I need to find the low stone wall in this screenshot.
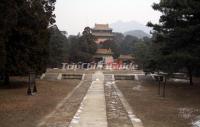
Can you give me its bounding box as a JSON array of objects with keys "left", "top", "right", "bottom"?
[
  {"left": 114, "top": 74, "right": 135, "bottom": 80},
  {"left": 42, "top": 73, "right": 59, "bottom": 80},
  {"left": 62, "top": 74, "right": 83, "bottom": 80}
]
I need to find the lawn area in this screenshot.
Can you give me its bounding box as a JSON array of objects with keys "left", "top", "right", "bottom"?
[
  {"left": 0, "top": 78, "right": 80, "bottom": 127},
  {"left": 117, "top": 78, "right": 200, "bottom": 127}
]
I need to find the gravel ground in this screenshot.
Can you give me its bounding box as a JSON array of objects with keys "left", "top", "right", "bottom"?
[{"left": 104, "top": 75, "right": 133, "bottom": 127}]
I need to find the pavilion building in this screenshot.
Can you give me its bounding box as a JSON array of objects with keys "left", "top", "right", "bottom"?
[
  {"left": 93, "top": 48, "right": 114, "bottom": 64},
  {"left": 91, "top": 24, "right": 114, "bottom": 44},
  {"left": 91, "top": 24, "right": 115, "bottom": 64}
]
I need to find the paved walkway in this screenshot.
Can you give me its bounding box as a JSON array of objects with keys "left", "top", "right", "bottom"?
[
  {"left": 38, "top": 71, "right": 143, "bottom": 127},
  {"left": 69, "top": 71, "right": 107, "bottom": 127},
  {"left": 104, "top": 74, "right": 143, "bottom": 127},
  {"left": 37, "top": 74, "right": 92, "bottom": 127}
]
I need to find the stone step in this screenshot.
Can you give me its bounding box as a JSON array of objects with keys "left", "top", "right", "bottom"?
[
  {"left": 43, "top": 73, "right": 59, "bottom": 80},
  {"left": 62, "top": 74, "right": 82, "bottom": 80},
  {"left": 114, "top": 74, "right": 135, "bottom": 80}
]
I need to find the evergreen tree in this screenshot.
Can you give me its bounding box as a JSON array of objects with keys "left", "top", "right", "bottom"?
[
  {"left": 0, "top": 0, "right": 18, "bottom": 78},
  {"left": 0, "top": 0, "right": 56, "bottom": 85},
  {"left": 120, "top": 35, "right": 140, "bottom": 55},
  {"left": 48, "top": 25, "right": 69, "bottom": 67},
  {"left": 148, "top": 0, "right": 200, "bottom": 85},
  {"left": 69, "top": 27, "right": 97, "bottom": 63}
]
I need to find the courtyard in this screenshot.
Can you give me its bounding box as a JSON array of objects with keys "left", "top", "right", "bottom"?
[
  {"left": 0, "top": 70, "right": 199, "bottom": 127},
  {"left": 1, "top": 0, "right": 200, "bottom": 127}
]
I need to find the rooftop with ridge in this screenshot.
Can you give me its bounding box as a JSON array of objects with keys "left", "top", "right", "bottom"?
[{"left": 93, "top": 24, "right": 112, "bottom": 31}]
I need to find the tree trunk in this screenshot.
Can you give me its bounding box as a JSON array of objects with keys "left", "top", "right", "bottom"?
[
  {"left": 4, "top": 71, "right": 10, "bottom": 85},
  {"left": 188, "top": 67, "right": 193, "bottom": 86},
  {"left": 189, "top": 72, "right": 193, "bottom": 86}
]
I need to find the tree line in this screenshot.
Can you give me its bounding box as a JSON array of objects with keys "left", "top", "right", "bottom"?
[
  {"left": 49, "top": 25, "right": 152, "bottom": 66},
  {"left": 0, "top": 0, "right": 56, "bottom": 85},
  {"left": 0, "top": 0, "right": 98, "bottom": 85},
  {"left": 135, "top": 0, "right": 200, "bottom": 85},
  {"left": 48, "top": 26, "right": 98, "bottom": 65},
  {"left": 97, "top": 33, "right": 152, "bottom": 59},
  {"left": 2, "top": 0, "right": 199, "bottom": 86}
]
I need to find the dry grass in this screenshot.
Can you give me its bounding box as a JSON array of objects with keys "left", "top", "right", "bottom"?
[
  {"left": 0, "top": 78, "right": 79, "bottom": 127},
  {"left": 117, "top": 79, "right": 200, "bottom": 127}
]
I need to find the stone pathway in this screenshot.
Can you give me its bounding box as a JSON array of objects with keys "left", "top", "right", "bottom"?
[
  {"left": 69, "top": 71, "right": 107, "bottom": 127},
  {"left": 38, "top": 71, "right": 143, "bottom": 127},
  {"left": 104, "top": 74, "right": 143, "bottom": 127},
  {"left": 37, "top": 74, "right": 92, "bottom": 127},
  {"left": 104, "top": 76, "right": 133, "bottom": 127},
  {"left": 113, "top": 82, "right": 144, "bottom": 127}
]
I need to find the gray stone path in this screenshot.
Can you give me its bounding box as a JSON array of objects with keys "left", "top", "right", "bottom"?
[
  {"left": 37, "top": 74, "right": 92, "bottom": 127},
  {"left": 113, "top": 82, "right": 144, "bottom": 127},
  {"left": 69, "top": 71, "right": 107, "bottom": 127},
  {"left": 104, "top": 79, "right": 133, "bottom": 127},
  {"left": 38, "top": 71, "right": 143, "bottom": 127},
  {"left": 104, "top": 74, "right": 143, "bottom": 127}
]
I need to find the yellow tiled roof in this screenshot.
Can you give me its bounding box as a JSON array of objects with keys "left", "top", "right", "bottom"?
[
  {"left": 93, "top": 24, "right": 112, "bottom": 30},
  {"left": 92, "top": 32, "right": 114, "bottom": 37},
  {"left": 96, "top": 48, "right": 113, "bottom": 55}
]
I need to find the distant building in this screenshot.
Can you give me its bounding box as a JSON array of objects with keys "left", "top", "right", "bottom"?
[
  {"left": 93, "top": 48, "right": 114, "bottom": 64},
  {"left": 91, "top": 24, "right": 114, "bottom": 44}
]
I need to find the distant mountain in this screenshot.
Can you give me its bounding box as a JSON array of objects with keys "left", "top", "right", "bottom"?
[
  {"left": 110, "top": 20, "right": 151, "bottom": 34},
  {"left": 124, "top": 30, "right": 150, "bottom": 39}
]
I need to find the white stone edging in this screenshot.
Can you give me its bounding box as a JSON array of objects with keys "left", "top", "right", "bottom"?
[
  {"left": 112, "top": 74, "right": 144, "bottom": 127},
  {"left": 40, "top": 73, "right": 45, "bottom": 80}
]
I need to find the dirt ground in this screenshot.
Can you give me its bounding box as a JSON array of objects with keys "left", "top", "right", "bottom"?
[
  {"left": 116, "top": 78, "right": 200, "bottom": 127},
  {"left": 0, "top": 78, "right": 80, "bottom": 127},
  {"left": 1, "top": 72, "right": 199, "bottom": 127}
]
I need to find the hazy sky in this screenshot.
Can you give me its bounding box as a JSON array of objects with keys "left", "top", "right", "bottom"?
[{"left": 55, "top": 0, "right": 161, "bottom": 35}]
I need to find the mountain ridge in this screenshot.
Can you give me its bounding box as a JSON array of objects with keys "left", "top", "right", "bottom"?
[
  {"left": 124, "top": 30, "right": 150, "bottom": 39},
  {"left": 110, "top": 20, "right": 151, "bottom": 34}
]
